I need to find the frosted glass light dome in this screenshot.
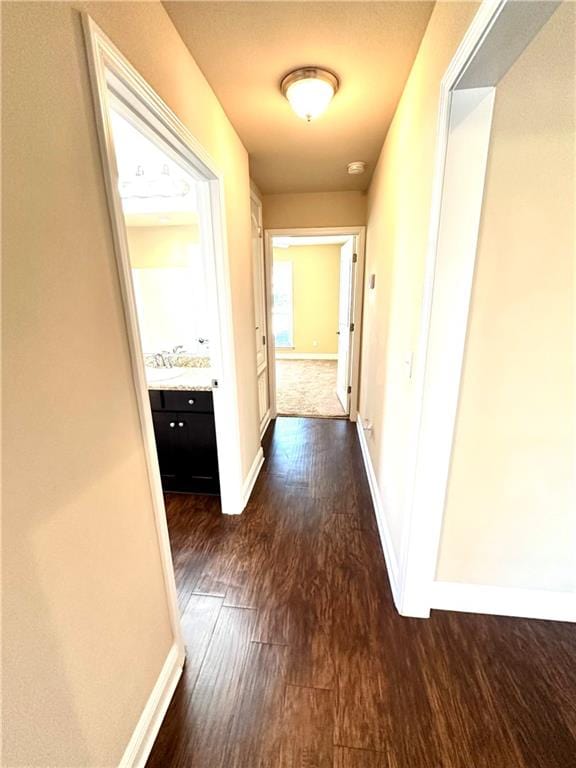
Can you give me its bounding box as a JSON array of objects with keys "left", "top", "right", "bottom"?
[{"left": 281, "top": 68, "right": 339, "bottom": 122}]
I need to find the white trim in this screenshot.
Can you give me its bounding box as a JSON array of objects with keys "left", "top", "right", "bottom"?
[
  {"left": 355, "top": 420, "right": 403, "bottom": 613},
  {"left": 250, "top": 186, "right": 272, "bottom": 436},
  {"left": 264, "top": 226, "right": 366, "bottom": 423},
  {"left": 82, "top": 14, "right": 185, "bottom": 659},
  {"left": 264, "top": 229, "right": 277, "bottom": 419},
  {"left": 431, "top": 583, "right": 576, "bottom": 623},
  {"left": 242, "top": 447, "right": 265, "bottom": 507},
  {"left": 259, "top": 410, "right": 272, "bottom": 439},
  {"left": 400, "top": 86, "right": 496, "bottom": 617},
  {"left": 347, "top": 229, "right": 365, "bottom": 423},
  {"left": 82, "top": 15, "right": 245, "bottom": 522},
  {"left": 276, "top": 352, "right": 338, "bottom": 361},
  {"left": 396, "top": 0, "right": 562, "bottom": 621},
  {"left": 118, "top": 643, "right": 184, "bottom": 768}
]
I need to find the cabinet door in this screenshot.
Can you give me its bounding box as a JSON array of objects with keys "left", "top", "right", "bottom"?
[
  {"left": 177, "top": 412, "right": 219, "bottom": 490},
  {"left": 151, "top": 411, "right": 181, "bottom": 481}
]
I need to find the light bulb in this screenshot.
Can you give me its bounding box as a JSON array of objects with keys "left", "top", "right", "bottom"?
[
  {"left": 281, "top": 68, "right": 339, "bottom": 122},
  {"left": 286, "top": 78, "right": 335, "bottom": 121}
]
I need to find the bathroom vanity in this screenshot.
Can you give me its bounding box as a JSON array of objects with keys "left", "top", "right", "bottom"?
[{"left": 148, "top": 376, "right": 219, "bottom": 495}]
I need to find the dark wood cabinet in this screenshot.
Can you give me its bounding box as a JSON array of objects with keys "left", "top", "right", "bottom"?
[{"left": 149, "top": 390, "right": 219, "bottom": 495}]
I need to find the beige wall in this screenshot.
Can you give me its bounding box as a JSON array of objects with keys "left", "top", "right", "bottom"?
[
  {"left": 2, "top": 2, "right": 259, "bottom": 766},
  {"left": 437, "top": 3, "right": 576, "bottom": 590},
  {"left": 127, "top": 225, "right": 199, "bottom": 269},
  {"left": 358, "top": 2, "right": 479, "bottom": 557},
  {"left": 273, "top": 245, "right": 340, "bottom": 355},
  {"left": 262, "top": 190, "right": 366, "bottom": 229},
  {"left": 127, "top": 226, "right": 210, "bottom": 353}
]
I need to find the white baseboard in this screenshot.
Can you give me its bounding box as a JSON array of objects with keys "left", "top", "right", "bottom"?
[
  {"left": 355, "top": 419, "right": 401, "bottom": 611},
  {"left": 242, "top": 447, "right": 265, "bottom": 508},
  {"left": 431, "top": 581, "right": 576, "bottom": 623},
  {"left": 275, "top": 352, "right": 338, "bottom": 360},
  {"left": 119, "top": 642, "right": 184, "bottom": 768}
]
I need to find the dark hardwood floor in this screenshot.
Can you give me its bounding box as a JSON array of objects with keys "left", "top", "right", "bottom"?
[{"left": 147, "top": 417, "right": 576, "bottom": 768}]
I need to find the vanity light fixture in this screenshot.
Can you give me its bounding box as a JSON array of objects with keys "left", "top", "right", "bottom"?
[
  {"left": 118, "top": 163, "right": 191, "bottom": 199},
  {"left": 281, "top": 67, "right": 339, "bottom": 122}
]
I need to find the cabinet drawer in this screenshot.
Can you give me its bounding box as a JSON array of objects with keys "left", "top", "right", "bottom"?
[{"left": 162, "top": 390, "right": 214, "bottom": 413}]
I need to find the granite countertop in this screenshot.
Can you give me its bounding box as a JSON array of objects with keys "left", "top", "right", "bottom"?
[{"left": 146, "top": 367, "right": 214, "bottom": 391}]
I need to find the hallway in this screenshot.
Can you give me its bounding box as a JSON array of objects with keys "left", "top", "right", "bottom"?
[{"left": 147, "top": 418, "right": 576, "bottom": 768}]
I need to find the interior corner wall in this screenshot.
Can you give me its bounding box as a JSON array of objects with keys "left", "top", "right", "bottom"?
[
  {"left": 262, "top": 190, "right": 366, "bottom": 229},
  {"left": 2, "top": 2, "right": 259, "bottom": 765},
  {"left": 273, "top": 244, "right": 341, "bottom": 355},
  {"left": 436, "top": 2, "right": 576, "bottom": 591},
  {"left": 358, "top": 2, "right": 479, "bottom": 563}
]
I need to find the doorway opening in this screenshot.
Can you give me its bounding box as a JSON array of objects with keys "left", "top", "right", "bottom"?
[
  {"left": 84, "top": 17, "right": 246, "bottom": 665},
  {"left": 264, "top": 228, "right": 365, "bottom": 420}
]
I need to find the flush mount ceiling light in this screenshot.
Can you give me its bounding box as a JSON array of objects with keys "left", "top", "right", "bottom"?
[{"left": 281, "top": 67, "right": 339, "bottom": 122}]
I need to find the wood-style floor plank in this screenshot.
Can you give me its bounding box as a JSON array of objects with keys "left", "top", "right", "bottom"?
[
  {"left": 145, "top": 594, "right": 223, "bottom": 765},
  {"left": 334, "top": 746, "right": 393, "bottom": 768},
  {"left": 278, "top": 685, "right": 334, "bottom": 767},
  {"left": 148, "top": 605, "right": 259, "bottom": 768},
  {"left": 147, "top": 417, "right": 576, "bottom": 768},
  {"left": 220, "top": 641, "right": 288, "bottom": 767}
]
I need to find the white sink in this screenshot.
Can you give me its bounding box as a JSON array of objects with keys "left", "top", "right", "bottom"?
[{"left": 146, "top": 367, "right": 184, "bottom": 383}]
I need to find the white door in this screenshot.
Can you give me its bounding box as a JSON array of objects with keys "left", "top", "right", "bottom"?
[
  {"left": 336, "top": 237, "right": 355, "bottom": 411},
  {"left": 250, "top": 194, "right": 270, "bottom": 431}
]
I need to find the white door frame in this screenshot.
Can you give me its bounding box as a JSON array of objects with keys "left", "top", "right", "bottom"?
[
  {"left": 264, "top": 226, "right": 366, "bottom": 422},
  {"left": 397, "top": 0, "right": 569, "bottom": 620},
  {"left": 83, "top": 15, "right": 246, "bottom": 649},
  {"left": 250, "top": 187, "right": 272, "bottom": 437},
  {"left": 336, "top": 237, "right": 356, "bottom": 413}
]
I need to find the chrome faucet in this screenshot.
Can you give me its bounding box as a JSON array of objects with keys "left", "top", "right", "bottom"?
[{"left": 153, "top": 351, "right": 173, "bottom": 368}]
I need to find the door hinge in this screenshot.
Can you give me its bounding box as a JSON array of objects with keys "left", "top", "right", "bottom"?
[
  {"left": 350, "top": 322, "right": 355, "bottom": 332},
  {"left": 352, "top": 253, "right": 358, "bottom": 263},
  {"left": 347, "top": 385, "right": 352, "bottom": 394}
]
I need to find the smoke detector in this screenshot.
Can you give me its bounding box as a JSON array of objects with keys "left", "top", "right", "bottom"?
[
  {"left": 348, "top": 160, "right": 366, "bottom": 176},
  {"left": 347, "top": 161, "right": 366, "bottom": 175}
]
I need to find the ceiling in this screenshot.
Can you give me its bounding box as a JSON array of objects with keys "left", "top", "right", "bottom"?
[{"left": 163, "top": 2, "right": 434, "bottom": 194}]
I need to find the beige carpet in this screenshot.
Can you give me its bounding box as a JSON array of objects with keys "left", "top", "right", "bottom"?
[{"left": 275, "top": 359, "right": 346, "bottom": 417}]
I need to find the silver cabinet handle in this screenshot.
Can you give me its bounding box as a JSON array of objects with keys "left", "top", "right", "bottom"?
[
  {"left": 188, "top": 398, "right": 195, "bottom": 405},
  {"left": 178, "top": 422, "right": 184, "bottom": 427},
  {"left": 169, "top": 422, "right": 176, "bottom": 428}
]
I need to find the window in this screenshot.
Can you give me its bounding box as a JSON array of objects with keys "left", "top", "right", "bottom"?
[{"left": 272, "top": 261, "right": 294, "bottom": 348}]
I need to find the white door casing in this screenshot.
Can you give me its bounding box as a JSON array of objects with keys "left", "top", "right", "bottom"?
[
  {"left": 336, "top": 237, "right": 355, "bottom": 412},
  {"left": 393, "top": 0, "right": 570, "bottom": 622},
  {"left": 82, "top": 7, "right": 249, "bottom": 713},
  {"left": 250, "top": 191, "right": 271, "bottom": 435},
  {"left": 263, "top": 227, "right": 365, "bottom": 422}
]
